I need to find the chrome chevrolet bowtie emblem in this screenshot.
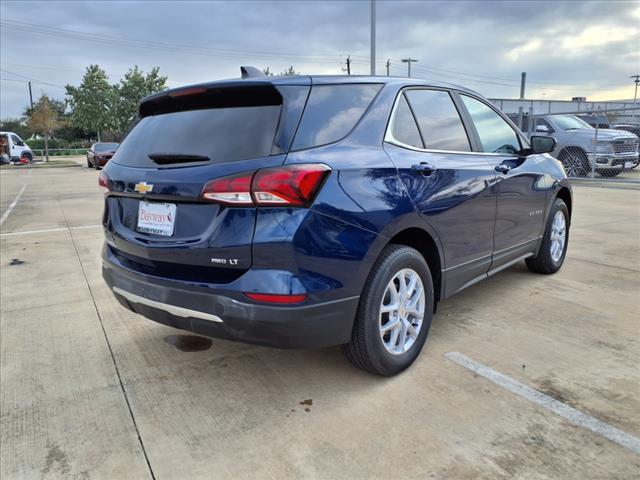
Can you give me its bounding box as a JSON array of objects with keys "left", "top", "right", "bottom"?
[{"left": 134, "top": 182, "right": 153, "bottom": 194}]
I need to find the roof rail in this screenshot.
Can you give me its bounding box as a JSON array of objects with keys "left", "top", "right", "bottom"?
[{"left": 240, "top": 66, "right": 266, "bottom": 79}]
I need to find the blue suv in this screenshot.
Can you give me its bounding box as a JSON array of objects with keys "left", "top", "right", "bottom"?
[{"left": 100, "top": 73, "right": 571, "bottom": 376}]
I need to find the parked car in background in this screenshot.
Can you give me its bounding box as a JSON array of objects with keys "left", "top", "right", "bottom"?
[
  {"left": 611, "top": 123, "right": 640, "bottom": 137},
  {"left": 100, "top": 73, "right": 571, "bottom": 376},
  {"left": 531, "top": 115, "right": 639, "bottom": 176},
  {"left": 87, "top": 142, "right": 119, "bottom": 169},
  {"left": 0, "top": 131, "right": 33, "bottom": 163}
]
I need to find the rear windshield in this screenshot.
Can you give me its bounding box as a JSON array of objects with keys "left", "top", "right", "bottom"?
[
  {"left": 95, "top": 143, "right": 119, "bottom": 152},
  {"left": 291, "top": 84, "right": 382, "bottom": 150},
  {"left": 113, "top": 105, "right": 281, "bottom": 168}
]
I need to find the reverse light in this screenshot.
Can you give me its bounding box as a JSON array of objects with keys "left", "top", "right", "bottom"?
[
  {"left": 244, "top": 292, "right": 308, "bottom": 304},
  {"left": 98, "top": 171, "right": 110, "bottom": 192},
  {"left": 201, "top": 164, "right": 330, "bottom": 207},
  {"left": 201, "top": 172, "right": 254, "bottom": 205}
]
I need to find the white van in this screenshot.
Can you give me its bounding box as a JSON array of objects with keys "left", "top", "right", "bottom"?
[{"left": 0, "top": 131, "right": 33, "bottom": 164}]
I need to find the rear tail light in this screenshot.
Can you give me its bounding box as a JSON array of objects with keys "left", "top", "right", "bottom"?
[
  {"left": 244, "top": 292, "right": 308, "bottom": 304},
  {"left": 98, "top": 171, "right": 110, "bottom": 192},
  {"left": 201, "top": 164, "right": 330, "bottom": 207},
  {"left": 201, "top": 172, "right": 253, "bottom": 205}
]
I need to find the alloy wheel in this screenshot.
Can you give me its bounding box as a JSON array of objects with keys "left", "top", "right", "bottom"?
[
  {"left": 379, "top": 268, "right": 425, "bottom": 355},
  {"left": 550, "top": 210, "right": 566, "bottom": 263}
]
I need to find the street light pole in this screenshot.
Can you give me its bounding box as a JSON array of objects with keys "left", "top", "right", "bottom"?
[
  {"left": 370, "top": 0, "right": 376, "bottom": 76},
  {"left": 401, "top": 58, "right": 418, "bottom": 78},
  {"left": 631, "top": 74, "right": 639, "bottom": 119}
]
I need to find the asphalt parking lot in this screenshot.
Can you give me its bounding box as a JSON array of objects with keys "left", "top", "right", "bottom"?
[{"left": 1, "top": 164, "right": 639, "bottom": 479}]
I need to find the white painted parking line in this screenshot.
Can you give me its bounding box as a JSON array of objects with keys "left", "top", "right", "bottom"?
[
  {"left": 0, "top": 184, "right": 27, "bottom": 227},
  {"left": 444, "top": 351, "right": 640, "bottom": 455},
  {"left": 0, "top": 224, "right": 102, "bottom": 237}
]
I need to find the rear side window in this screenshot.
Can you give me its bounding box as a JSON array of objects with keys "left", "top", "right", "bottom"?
[
  {"left": 291, "top": 84, "right": 382, "bottom": 150},
  {"left": 390, "top": 95, "right": 423, "bottom": 148},
  {"left": 113, "top": 105, "right": 281, "bottom": 168},
  {"left": 405, "top": 90, "right": 471, "bottom": 152},
  {"left": 461, "top": 95, "right": 521, "bottom": 154}
]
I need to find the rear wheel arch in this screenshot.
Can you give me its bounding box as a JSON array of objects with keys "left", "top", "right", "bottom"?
[{"left": 386, "top": 228, "right": 442, "bottom": 303}]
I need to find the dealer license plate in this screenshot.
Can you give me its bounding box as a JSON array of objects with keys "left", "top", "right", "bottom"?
[{"left": 137, "top": 202, "right": 176, "bottom": 236}]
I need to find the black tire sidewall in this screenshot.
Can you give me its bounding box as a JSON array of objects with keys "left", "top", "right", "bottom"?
[{"left": 360, "top": 247, "right": 434, "bottom": 375}]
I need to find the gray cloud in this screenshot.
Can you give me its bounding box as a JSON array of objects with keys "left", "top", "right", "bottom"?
[{"left": 1, "top": 0, "right": 638, "bottom": 118}]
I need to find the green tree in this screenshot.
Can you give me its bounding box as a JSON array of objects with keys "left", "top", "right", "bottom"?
[
  {"left": 65, "top": 65, "right": 116, "bottom": 140},
  {"left": 0, "top": 118, "right": 29, "bottom": 139},
  {"left": 23, "top": 97, "right": 66, "bottom": 120},
  {"left": 279, "top": 66, "right": 299, "bottom": 76},
  {"left": 113, "top": 66, "right": 167, "bottom": 132},
  {"left": 26, "top": 96, "right": 62, "bottom": 161},
  {"left": 262, "top": 66, "right": 300, "bottom": 76}
]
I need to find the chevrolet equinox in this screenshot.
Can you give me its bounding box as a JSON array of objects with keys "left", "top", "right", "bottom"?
[{"left": 100, "top": 72, "right": 571, "bottom": 376}]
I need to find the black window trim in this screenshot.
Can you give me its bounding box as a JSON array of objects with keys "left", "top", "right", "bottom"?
[
  {"left": 384, "top": 86, "right": 478, "bottom": 156},
  {"left": 453, "top": 91, "right": 530, "bottom": 156}
]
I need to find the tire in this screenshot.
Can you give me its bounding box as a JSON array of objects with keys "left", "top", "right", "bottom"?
[
  {"left": 526, "top": 198, "right": 569, "bottom": 274},
  {"left": 22, "top": 152, "right": 32, "bottom": 163},
  {"left": 558, "top": 148, "right": 590, "bottom": 177},
  {"left": 87, "top": 156, "right": 92, "bottom": 168},
  {"left": 343, "top": 244, "right": 434, "bottom": 376}
]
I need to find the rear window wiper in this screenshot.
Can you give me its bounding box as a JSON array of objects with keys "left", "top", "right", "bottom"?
[{"left": 148, "top": 153, "right": 210, "bottom": 165}]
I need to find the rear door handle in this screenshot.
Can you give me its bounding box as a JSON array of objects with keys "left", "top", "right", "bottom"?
[
  {"left": 411, "top": 162, "right": 436, "bottom": 176},
  {"left": 495, "top": 164, "right": 511, "bottom": 174}
]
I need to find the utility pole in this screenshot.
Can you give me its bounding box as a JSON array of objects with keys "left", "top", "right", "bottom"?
[
  {"left": 631, "top": 74, "right": 639, "bottom": 119},
  {"left": 343, "top": 56, "right": 351, "bottom": 75},
  {"left": 386, "top": 59, "right": 391, "bottom": 77},
  {"left": 517, "top": 71, "right": 526, "bottom": 130},
  {"left": 370, "top": 0, "right": 376, "bottom": 75},
  {"left": 28, "top": 81, "right": 33, "bottom": 109},
  {"left": 401, "top": 58, "right": 418, "bottom": 78}
]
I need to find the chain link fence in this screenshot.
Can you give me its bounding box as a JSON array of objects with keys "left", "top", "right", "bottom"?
[{"left": 509, "top": 107, "right": 640, "bottom": 181}]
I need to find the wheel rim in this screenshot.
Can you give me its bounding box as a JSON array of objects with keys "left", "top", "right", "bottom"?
[
  {"left": 550, "top": 211, "right": 566, "bottom": 263},
  {"left": 561, "top": 154, "right": 586, "bottom": 177},
  {"left": 379, "top": 268, "right": 425, "bottom": 355}
]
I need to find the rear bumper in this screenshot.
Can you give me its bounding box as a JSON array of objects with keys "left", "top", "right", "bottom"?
[{"left": 102, "top": 259, "right": 359, "bottom": 349}]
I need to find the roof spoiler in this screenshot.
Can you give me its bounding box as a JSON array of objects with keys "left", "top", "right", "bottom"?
[{"left": 241, "top": 66, "right": 266, "bottom": 79}]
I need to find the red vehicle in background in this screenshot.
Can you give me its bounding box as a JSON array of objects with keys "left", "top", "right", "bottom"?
[{"left": 87, "top": 142, "right": 119, "bottom": 169}]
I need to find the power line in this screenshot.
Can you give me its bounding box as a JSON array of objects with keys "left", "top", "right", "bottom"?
[
  {"left": 0, "top": 19, "right": 352, "bottom": 65},
  {"left": 409, "top": 64, "right": 626, "bottom": 93},
  {"left": 0, "top": 68, "right": 66, "bottom": 89},
  {"left": 1, "top": 19, "right": 628, "bottom": 94}
]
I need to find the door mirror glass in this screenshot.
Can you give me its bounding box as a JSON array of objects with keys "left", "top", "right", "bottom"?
[{"left": 530, "top": 135, "right": 556, "bottom": 154}]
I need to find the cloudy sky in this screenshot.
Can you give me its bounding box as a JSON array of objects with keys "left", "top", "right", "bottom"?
[{"left": 1, "top": 0, "right": 638, "bottom": 119}]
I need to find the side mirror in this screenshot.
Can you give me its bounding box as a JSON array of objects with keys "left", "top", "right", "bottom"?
[
  {"left": 535, "top": 125, "right": 550, "bottom": 134},
  {"left": 530, "top": 135, "right": 557, "bottom": 154}
]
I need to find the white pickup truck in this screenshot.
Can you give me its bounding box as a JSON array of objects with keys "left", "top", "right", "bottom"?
[{"left": 0, "top": 131, "right": 34, "bottom": 164}]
